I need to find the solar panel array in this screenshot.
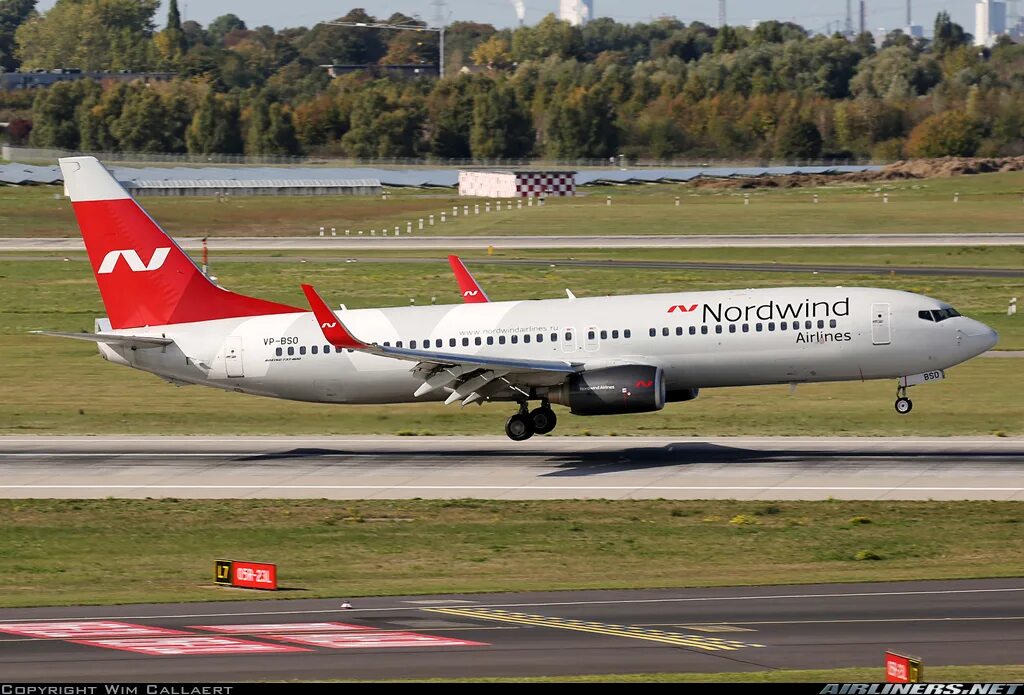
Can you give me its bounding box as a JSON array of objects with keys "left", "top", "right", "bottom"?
[{"left": 0, "top": 162, "right": 880, "bottom": 187}]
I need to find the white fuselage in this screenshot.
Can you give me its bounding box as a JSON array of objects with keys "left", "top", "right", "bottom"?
[{"left": 97, "top": 286, "right": 997, "bottom": 406}]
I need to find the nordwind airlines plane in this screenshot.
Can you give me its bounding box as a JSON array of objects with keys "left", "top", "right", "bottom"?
[{"left": 38, "top": 156, "right": 999, "bottom": 441}]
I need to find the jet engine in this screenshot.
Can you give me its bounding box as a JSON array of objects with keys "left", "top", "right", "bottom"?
[{"left": 546, "top": 365, "right": 666, "bottom": 415}]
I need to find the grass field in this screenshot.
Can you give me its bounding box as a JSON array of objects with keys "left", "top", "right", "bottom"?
[
  {"left": 2, "top": 499, "right": 1023, "bottom": 607},
  {"left": 395, "top": 665, "right": 1024, "bottom": 682},
  {"left": 1, "top": 252, "right": 1021, "bottom": 435},
  {"left": 5, "top": 170, "right": 1024, "bottom": 237}
]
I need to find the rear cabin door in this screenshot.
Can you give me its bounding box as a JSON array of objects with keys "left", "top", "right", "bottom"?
[
  {"left": 224, "top": 336, "right": 244, "bottom": 377},
  {"left": 871, "top": 303, "right": 891, "bottom": 345}
]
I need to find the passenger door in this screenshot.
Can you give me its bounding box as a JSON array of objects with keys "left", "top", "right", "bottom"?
[
  {"left": 871, "top": 303, "right": 891, "bottom": 345},
  {"left": 224, "top": 336, "right": 244, "bottom": 377}
]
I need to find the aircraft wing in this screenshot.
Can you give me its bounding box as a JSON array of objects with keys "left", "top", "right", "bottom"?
[
  {"left": 302, "top": 284, "right": 579, "bottom": 405},
  {"left": 448, "top": 255, "right": 489, "bottom": 303},
  {"left": 31, "top": 330, "right": 174, "bottom": 349}
]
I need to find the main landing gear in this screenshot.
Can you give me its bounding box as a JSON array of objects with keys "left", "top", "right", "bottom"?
[
  {"left": 894, "top": 384, "right": 913, "bottom": 415},
  {"left": 504, "top": 402, "right": 558, "bottom": 441}
]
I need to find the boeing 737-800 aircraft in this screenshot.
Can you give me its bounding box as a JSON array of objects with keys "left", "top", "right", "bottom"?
[{"left": 38, "top": 157, "right": 998, "bottom": 440}]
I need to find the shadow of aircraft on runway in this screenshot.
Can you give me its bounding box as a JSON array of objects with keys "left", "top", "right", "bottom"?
[{"left": 235, "top": 443, "right": 1024, "bottom": 477}]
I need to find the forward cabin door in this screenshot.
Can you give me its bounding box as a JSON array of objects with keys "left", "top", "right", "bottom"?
[
  {"left": 224, "top": 336, "right": 244, "bottom": 377},
  {"left": 871, "top": 303, "right": 891, "bottom": 345}
]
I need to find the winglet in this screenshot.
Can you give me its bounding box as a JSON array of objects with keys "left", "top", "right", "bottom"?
[
  {"left": 301, "top": 284, "right": 366, "bottom": 349},
  {"left": 448, "top": 255, "right": 489, "bottom": 303}
]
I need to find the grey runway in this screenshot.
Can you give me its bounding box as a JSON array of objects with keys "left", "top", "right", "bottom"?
[
  {"left": 2, "top": 436, "right": 1023, "bottom": 500},
  {"left": 1, "top": 578, "right": 1021, "bottom": 681},
  {"left": 4, "top": 232, "right": 1024, "bottom": 251},
  {"left": 7, "top": 253, "right": 1023, "bottom": 279}
]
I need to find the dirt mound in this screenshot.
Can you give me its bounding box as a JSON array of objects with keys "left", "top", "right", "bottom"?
[{"left": 689, "top": 156, "right": 1024, "bottom": 190}]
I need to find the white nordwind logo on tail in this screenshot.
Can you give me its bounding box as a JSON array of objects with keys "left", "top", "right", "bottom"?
[
  {"left": 463, "top": 290, "right": 479, "bottom": 297},
  {"left": 321, "top": 322, "right": 337, "bottom": 329},
  {"left": 97, "top": 247, "right": 170, "bottom": 274}
]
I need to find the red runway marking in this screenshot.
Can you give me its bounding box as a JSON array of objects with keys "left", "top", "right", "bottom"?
[
  {"left": 192, "top": 622, "right": 370, "bottom": 634},
  {"left": 265, "top": 631, "right": 487, "bottom": 649},
  {"left": 0, "top": 621, "right": 188, "bottom": 639},
  {"left": 69, "top": 636, "right": 311, "bottom": 656}
]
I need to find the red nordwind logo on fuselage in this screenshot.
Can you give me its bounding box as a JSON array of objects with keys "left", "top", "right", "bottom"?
[
  {"left": 667, "top": 304, "right": 698, "bottom": 313},
  {"left": 635, "top": 380, "right": 654, "bottom": 388}
]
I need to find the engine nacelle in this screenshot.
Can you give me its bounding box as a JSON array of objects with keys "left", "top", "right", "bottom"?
[
  {"left": 667, "top": 387, "right": 699, "bottom": 403},
  {"left": 547, "top": 365, "right": 666, "bottom": 416}
]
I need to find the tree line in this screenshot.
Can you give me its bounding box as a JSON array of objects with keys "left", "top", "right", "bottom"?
[{"left": 3, "top": 1, "right": 1024, "bottom": 161}]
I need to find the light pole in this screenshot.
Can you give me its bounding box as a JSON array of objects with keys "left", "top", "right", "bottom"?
[{"left": 318, "top": 20, "right": 446, "bottom": 78}]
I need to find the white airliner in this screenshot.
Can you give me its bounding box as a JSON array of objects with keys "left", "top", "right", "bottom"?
[{"left": 38, "top": 156, "right": 998, "bottom": 440}]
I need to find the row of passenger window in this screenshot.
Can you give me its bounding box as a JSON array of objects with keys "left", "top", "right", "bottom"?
[
  {"left": 274, "top": 328, "right": 639, "bottom": 357},
  {"left": 276, "top": 344, "right": 350, "bottom": 356},
  {"left": 388, "top": 329, "right": 634, "bottom": 350},
  {"left": 649, "top": 319, "right": 838, "bottom": 337}
]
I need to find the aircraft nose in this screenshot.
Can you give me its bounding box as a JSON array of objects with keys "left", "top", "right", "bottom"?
[{"left": 961, "top": 319, "right": 998, "bottom": 355}]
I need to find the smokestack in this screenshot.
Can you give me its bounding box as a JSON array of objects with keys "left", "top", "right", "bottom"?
[
  {"left": 718, "top": 0, "right": 726, "bottom": 27},
  {"left": 859, "top": 0, "right": 865, "bottom": 35},
  {"left": 845, "top": 0, "right": 853, "bottom": 36},
  {"left": 511, "top": 0, "right": 525, "bottom": 24},
  {"left": 906, "top": 0, "right": 911, "bottom": 26}
]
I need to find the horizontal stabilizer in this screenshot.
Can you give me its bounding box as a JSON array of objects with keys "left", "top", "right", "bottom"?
[{"left": 31, "top": 330, "right": 173, "bottom": 348}]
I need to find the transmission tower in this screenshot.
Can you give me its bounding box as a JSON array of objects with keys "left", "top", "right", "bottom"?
[
  {"left": 430, "top": 0, "right": 447, "bottom": 27},
  {"left": 718, "top": 0, "right": 726, "bottom": 27}
]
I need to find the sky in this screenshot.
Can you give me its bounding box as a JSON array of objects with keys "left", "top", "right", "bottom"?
[{"left": 34, "top": 0, "right": 979, "bottom": 36}]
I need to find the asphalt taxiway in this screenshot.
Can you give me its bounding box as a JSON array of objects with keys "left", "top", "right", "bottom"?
[
  {"left": 4, "top": 232, "right": 1024, "bottom": 251},
  {"left": 1, "top": 578, "right": 1021, "bottom": 681},
  {"left": 2, "top": 436, "right": 1023, "bottom": 500}
]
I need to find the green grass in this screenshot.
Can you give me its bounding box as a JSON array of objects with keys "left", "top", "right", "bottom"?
[
  {"left": 2, "top": 499, "right": 1022, "bottom": 607},
  {"left": 382, "top": 665, "right": 1024, "bottom": 682},
  {"left": 6, "top": 170, "right": 1024, "bottom": 237},
  {"left": 197, "top": 244, "right": 1024, "bottom": 269},
  {"left": 2, "top": 254, "right": 1021, "bottom": 435}
]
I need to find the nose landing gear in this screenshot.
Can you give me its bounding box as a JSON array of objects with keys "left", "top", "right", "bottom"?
[{"left": 894, "top": 385, "right": 913, "bottom": 415}]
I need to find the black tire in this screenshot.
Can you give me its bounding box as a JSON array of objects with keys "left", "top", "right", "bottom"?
[
  {"left": 505, "top": 413, "right": 534, "bottom": 441},
  {"left": 895, "top": 397, "right": 913, "bottom": 414},
  {"left": 530, "top": 407, "right": 557, "bottom": 435}
]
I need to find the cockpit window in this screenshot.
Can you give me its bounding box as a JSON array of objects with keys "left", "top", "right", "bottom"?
[{"left": 919, "top": 308, "right": 961, "bottom": 322}]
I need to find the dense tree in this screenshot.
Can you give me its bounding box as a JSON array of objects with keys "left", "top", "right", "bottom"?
[
  {"left": 15, "top": 0, "right": 158, "bottom": 70},
  {"left": 470, "top": 81, "right": 532, "bottom": 158},
  {"left": 906, "top": 111, "right": 980, "bottom": 157},
  {"left": 0, "top": 0, "right": 35, "bottom": 71},
  {"left": 207, "top": 13, "right": 246, "bottom": 45},
  {"left": 28, "top": 80, "right": 85, "bottom": 148},
  {"left": 186, "top": 90, "right": 242, "bottom": 154},
  {"left": 14, "top": 8, "right": 1024, "bottom": 162},
  {"left": 933, "top": 11, "right": 969, "bottom": 55}
]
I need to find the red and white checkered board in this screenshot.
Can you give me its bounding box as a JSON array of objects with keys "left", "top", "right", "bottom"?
[{"left": 515, "top": 174, "right": 575, "bottom": 197}]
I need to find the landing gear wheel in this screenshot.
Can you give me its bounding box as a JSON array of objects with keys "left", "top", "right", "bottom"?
[
  {"left": 895, "top": 397, "right": 913, "bottom": 414},
  {"left": 529, "top": 406, "right": 557, "bottom": 435},
  {"left": 505, "top": 413, "right": 535, "bottom": 441}
]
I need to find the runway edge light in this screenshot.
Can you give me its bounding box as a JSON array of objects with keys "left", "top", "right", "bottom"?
[
  {"left": 885, "top": 651, "right": 923, "bottom": 683},
  {"left": 214, "top": 559, "right": 278, "bottom": 591}
]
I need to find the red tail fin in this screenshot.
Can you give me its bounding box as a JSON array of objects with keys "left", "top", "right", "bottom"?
[{"left": 59, "top": 157, "right": 301, "bottom": 329}]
